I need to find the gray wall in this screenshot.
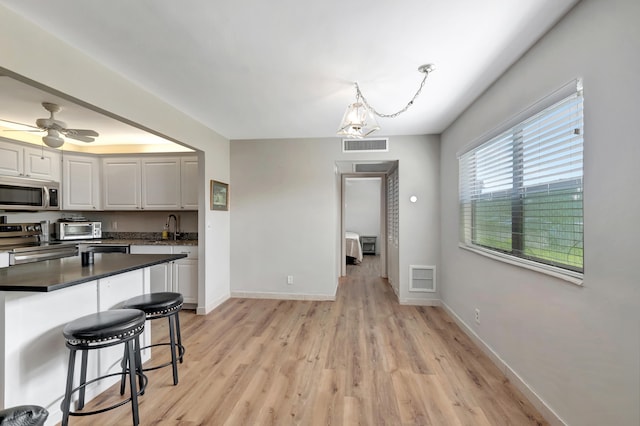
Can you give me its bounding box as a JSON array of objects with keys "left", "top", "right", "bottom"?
[
  {"left": 439, "top": 0, "right": 640, "bottom": 424},
  {"left": 230, "top": 135, "right": 440, "bottom": 303}
]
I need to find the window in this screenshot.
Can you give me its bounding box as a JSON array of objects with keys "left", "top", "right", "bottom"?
[{"left": 459, "top": 84, "right": 583, "bottom": 279}]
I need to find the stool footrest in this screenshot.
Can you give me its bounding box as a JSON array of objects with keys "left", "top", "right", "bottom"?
[
  {"left": 63, "top": 370, "right": 148, "bottom": 417},
  {"left": 139, "top": 342, "right": 186, "bottom": 371}
]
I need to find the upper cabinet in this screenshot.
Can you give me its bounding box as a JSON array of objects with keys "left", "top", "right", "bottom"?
[
  {"left": 62, "top": 153, "right": 101, "bottom": 210},
  {"left": 0, "top": 139, "right": 198, "bottom": 212},
  {"left": 0, "top": 140, "right": 61, "bottom": 181},
  {"left": 141, "top": 157, "right": 181, "bottom": 210},
  {"left": 102, "top": 157, "right": 142, "bottom": 210},
  {"left": 180, "top": 156, "right": 198, "bottom": 210},
  {"left": 103, "top": 155, "right": 198, "bottom": 210}
]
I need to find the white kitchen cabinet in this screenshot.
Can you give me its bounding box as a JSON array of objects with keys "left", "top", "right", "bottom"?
[
  {"left": 171, "top": 246, "right": 198, "bottom": 305},
  {"left": 102, "top": 155, "right": 197, "bottom": 211},
  {"left": 102, "top": 157, "right": 141, "bottom": 209},
  {"left": 0, "top": 140, "right": 61, "bottom": 181},
  {"left": 180, "top": 156, "right": 198, "bottom": 210},
  {"left": 130, "top": 244, "right": 198, "bottom": 306},
  {"left": 141, "top": 157, "right": 181, "bottom": 209},
  {"left": 130, "top": 245, "right": 172, "bottom": 293},
  {"left": 62, "top": 153, "right": 101, "bottom": 210},
  {"left": 24, "top": 146, "right": 61, "bottom": 181},
  {"left": 0, "top": 142, "right": 23, "bottom": 176}
]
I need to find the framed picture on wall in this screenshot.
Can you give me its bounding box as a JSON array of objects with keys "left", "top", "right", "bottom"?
[{"left": 210, "top": 180, "right": 229, "bottom": 211}]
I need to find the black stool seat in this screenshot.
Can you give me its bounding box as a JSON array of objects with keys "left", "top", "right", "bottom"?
[
  {"left": 120, "top": 292, "right": 185, "bottom": 388},
  {"left": 121, "top": 292, "right": 184, "bottom": 318},
  {"left": 61, "top": 309, "right": 147, "bottom": 426},
  {"left": 63, "top": 309, "right": 146, "bottom": 346}
]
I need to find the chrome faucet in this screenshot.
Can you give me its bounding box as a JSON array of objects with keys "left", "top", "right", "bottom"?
[{"left": 167, "top": 214, "right": 179, "bottom": 241}]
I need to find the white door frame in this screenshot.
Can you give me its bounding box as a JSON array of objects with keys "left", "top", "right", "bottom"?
[{"left": 340, "top": 173, "right": 387, "bottom": 277}]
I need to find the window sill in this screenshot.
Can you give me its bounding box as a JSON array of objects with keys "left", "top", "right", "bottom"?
[{"left": 458, "top": 243, "right": 583, "bottom": 286}]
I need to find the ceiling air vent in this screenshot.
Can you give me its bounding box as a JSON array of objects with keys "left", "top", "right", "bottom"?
[{"left": 342, "top": 138, "right": 388, "bottom": 153}]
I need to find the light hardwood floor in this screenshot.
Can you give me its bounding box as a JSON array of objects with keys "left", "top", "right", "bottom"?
[
  {"left": 346, "top": 254, "right": 381, "bottom": 277},
  {"left": 63, "top": 274, "right": 547, "bottom": 425}
]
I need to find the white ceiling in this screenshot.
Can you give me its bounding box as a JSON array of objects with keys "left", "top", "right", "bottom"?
[
  {"left": 0, "top": 0, "right": 579, "bottom": 143},
  {"left": 0, "top": 76, "right": 175, "bottom": 146}
]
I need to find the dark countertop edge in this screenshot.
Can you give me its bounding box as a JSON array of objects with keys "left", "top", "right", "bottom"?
[
  {"left": 1, "top": 253, "right": 187, "bottom": 293},
  {"left": 77, "top": 239, "right": 198, "bottom": 246}
]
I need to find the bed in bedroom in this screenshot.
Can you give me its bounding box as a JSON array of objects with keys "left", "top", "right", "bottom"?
[{"left": 345, "top": 231, "right": 363, "bottom": 264}]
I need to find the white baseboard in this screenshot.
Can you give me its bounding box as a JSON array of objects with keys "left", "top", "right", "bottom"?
[
  {"left": 197, "top": 293, "right": 230, "bottom": 315},
  {"left": 441, "top": 302, "right": 566, "bottom": 426},
  {"left": 399, "top": 297, "right": 441, "bottom": 306},
  {"left": 230, "top": 291, "right": 336, "bottom": 301}
]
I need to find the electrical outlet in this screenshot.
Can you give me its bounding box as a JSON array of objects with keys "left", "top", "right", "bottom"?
[
  {"left": 475, "top": 308, "right": 480, "bottom": 324},
  {"left": 112, "top": 221, "right": 118, "bottom": 230},
  {"left": 287, "top": 275, "right": 293, "bottom": 285}
]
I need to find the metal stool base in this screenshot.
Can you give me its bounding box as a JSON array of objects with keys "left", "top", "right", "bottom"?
[{"left": 64, "top": 370, "right": 148, "bottom": 417}]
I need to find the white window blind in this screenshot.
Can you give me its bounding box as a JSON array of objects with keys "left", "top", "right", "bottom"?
[{"left": 459, "top": 88, "right": 584, "bottom": 276}]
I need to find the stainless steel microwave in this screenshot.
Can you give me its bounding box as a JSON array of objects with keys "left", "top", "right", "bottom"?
[
  {"left": 0, "top": 176, "right": 60, "bottom": 211},
  {"left": 55, "top": 221, "right": 102, "bottom": 241}
]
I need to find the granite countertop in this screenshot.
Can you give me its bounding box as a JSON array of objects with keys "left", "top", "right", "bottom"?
[
  {"left": 0, "top": 253, "right": 186, "bottom": 292},
  {"left": 85, "top": 239, "right": 198, "bottom": 246}
]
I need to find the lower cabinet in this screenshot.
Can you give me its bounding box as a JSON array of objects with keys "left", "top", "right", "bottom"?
[{"left": 130, "top": 245, "right": 198, "bottom": 307}]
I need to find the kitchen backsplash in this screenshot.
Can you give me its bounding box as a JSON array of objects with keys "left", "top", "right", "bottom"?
[
  {"left": 102, "top": 231, "right": 197, "bottom": 241},
  {"left": 1, "top": 211, "right": 198, "bottom": 234}
]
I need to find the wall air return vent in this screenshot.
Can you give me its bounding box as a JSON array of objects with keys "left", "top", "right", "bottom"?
[
  {"left": 354, "top": 162, "right": 394, "bottom": 173},
  {"left": 409, "top": 265, "right": 436, "bottom": 292},
  {"left": 342, "top": 138, "right": 388, "bottom": 153}
]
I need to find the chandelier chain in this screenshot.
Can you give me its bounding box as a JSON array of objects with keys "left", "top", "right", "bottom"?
[{"left": 354, "top": 69, "right": 432, "bottom": 118}]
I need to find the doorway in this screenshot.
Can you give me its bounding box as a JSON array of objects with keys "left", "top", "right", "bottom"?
[{"left": 344, "top": 176, "right": 384, "bottom": 277}]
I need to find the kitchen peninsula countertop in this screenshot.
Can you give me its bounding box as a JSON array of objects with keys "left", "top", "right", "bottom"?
[
  {"left": 0, "top": 253, "right": 186, "bottom": 292},
  {"left": 85, "top": 239, "right": 198, "bottom": 246}
]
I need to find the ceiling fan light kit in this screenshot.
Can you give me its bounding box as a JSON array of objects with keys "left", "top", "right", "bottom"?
[
  {"left": 0, "top": 102, "right": 99, "bottom": 148},
  {"left": 337, "top": 63, "right": 436, "bottom": 139},
  {"left": 42, "top": 129, "right": 64, "bottom": 148}
]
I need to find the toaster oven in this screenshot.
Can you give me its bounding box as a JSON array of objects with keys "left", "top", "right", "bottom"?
[{"left": 55, "top": 221, "right": 102, "bottom": 240}]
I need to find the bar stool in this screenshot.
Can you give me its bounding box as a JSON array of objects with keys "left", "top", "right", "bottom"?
[
  {"left": 61, "top": 309, "right": 147, "bottom": 426},
  {"left": 0, "top": 405, "right": 48, "bottom": 426},
  {"left": 120, "top": 292, "right": 185, "bottom": 389}
]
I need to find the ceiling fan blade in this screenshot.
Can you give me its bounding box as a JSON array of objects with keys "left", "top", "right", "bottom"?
[
  {"left": 2, "top": 129, "right": 44, "bottom": 132},
  {"left": 64, "top": 133, "right": 95, "bottom": 143},
  {"left": 0, "top": 118, "right": 41, "bottom": 130},
  {"left": 63, "top": 128, "right": 99, "bottom": 137},
  {"left": 36, "top": 118, "right": 67, "bottom": 131}
]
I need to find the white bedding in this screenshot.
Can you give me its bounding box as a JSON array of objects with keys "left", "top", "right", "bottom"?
[{"left": 345, "top": 231, "right": 363, "bottom": 264}]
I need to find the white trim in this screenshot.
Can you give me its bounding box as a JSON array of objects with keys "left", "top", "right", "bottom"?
[
  {"left": 198, "top": 293, "right": 230, "bottom": 315},
  {"left": 457, "top": 78, "right": 582, "bottom": 158},
  {"left": 441, "top": 302, "right": 567, "bottom": 426},
  {"left": 459, "top": 243, "right": 583, "bottom": 286},
  {"left": 398, "top": 297, "right": 441, "bottom": 306}
]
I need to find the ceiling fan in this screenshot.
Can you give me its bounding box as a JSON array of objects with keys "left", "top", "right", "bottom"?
[{"left": 1, "top": 102, "right": 99, "bottom": 148}]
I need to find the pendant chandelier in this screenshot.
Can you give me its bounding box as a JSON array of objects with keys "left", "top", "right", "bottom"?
[{"left": 337, "top": 64, "right": 435, "bottom": 138}]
